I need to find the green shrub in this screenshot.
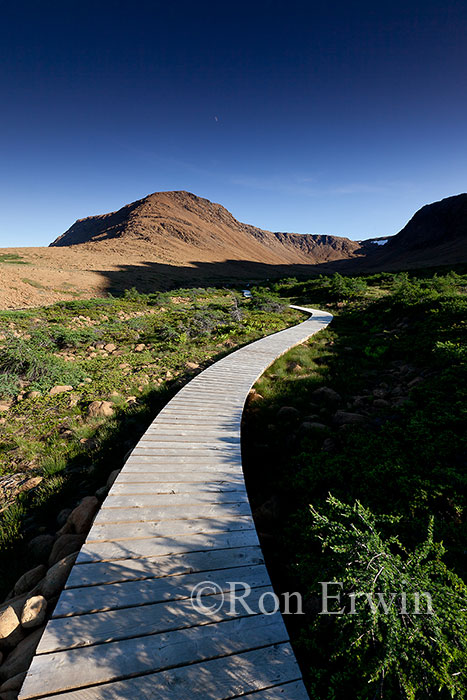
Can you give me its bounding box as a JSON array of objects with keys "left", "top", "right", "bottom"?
[{"left": 303, "top": 496, "right": 467, "bottom": 699}]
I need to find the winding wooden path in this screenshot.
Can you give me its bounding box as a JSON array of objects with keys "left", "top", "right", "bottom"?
[{"left": 19, "top": 306, "right": 332, "bottom": 700}]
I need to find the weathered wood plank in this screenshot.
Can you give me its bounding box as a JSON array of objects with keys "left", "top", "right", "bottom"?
[
  {"left": 95, "top": 501, "right": 252, "bottom": 523},
  {"left": 20, "top": 614, "right": 288, "bottom": 697},
  {"left": 66, "top": 546, "right": 264, "bottom": 588},
  {"left": 104, "top": 491, "right": 249, "bottom": 507},
  {"left": 86, "top": 515, "right": 255, "bottom": 543},
  {"left": 77, "top": 528, "right": 260, "bottom": 563},
  {"left": 53, "top": 564, "right": 271, "bottom": 617},
  {"left": 21, "top": 643, "right": 301, "bottom": 700},
  {"left": 39, "top": 585, "right": 275, "bottom": 653}
]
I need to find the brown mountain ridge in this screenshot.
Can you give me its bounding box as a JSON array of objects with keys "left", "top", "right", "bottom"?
[
  {"left": 50, "top": 190, "right": 362, "bottom": 266},
  {"left": 0, "top": 191, "right": 466, "bottom": 309}
]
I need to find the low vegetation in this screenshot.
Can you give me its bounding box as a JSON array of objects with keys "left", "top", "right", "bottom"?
[
  {"left": 243, "top": 269, "right": 467, "bottom": 699},
  {"left": 0, "top": 285, "right": 295, "bottom": 593}
]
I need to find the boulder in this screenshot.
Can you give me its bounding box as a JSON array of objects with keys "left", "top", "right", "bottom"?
[
  {"left": 87, "top": 401, "right": 114, "bottom": 418},
  {"left": 13, "top": 566, "right": 46, "bottom": 597},
  {"left": 56, "top": 509, "right": 72, "bottom": 528},
  {"left": 0, "top": 403, "right": 11, "bottom": 413},
  {"left": 40, "top": 553, "right": 78, "bottom": 599},
  {"left": 186, "top": 361, "right": 199, "bottom": 370},
  {"left": 134, "top": 343, "right": 146, "bottom": 352},
  {"left": 0, "top": 607, "right": 24, "bottom": 651},
  {"left": 48, "top": 535, "right": 84, "bottom": 567},
  {"left": 311, "top": 386, "right": 342, "bottom": 407},
  {"left": 20, "top": 596, "right": 47, "bottom": 629},
  {"left": 332, "top": 411, "right": 366, "bottom": 427},
  {"left": 0, "top": 670, "right": 27, "bottom": 691},
  {"left": 27, "top": 535, "right": 55, "bottom": 565},
  {"left": 276, "top": 406, "right": 300, "bottom": 421},
  {"left": 24, "top": 391, "right": 41, "bottom": 399},
  {"left": 103, "top": 343, "right": 117, "bottom": 353},
  {"left": 106, "top": 469, "right": 120, "bottom": 488},
  {"left": 298, "top": 421, "right": 327, "bottom": 435},
  {"left": 49, "top": 385, "right": 73, "bottom": 396},
  {"left": 0, "top": 626, "right": 45, "bottom": 682},
  {"left": 68, "top": 497, "right": 99, "bottom": 534}
]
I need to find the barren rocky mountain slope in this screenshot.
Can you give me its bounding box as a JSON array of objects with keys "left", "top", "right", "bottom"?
[
  {"left": 0, "top": 191, "right": 366, "bottom": 308},
  {"left": 1, "top": 190, "right": 466, "bottom": 309}
]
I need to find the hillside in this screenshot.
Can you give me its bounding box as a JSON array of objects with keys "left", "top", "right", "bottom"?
[
  {"left": 50, "top": 190, "right": 362, "bottom": 265},
  {"left": 1, "top": 191, "right": 467, "bottom": 309},
  {"left": 363, "top": 193, "right": 467, "bottom": 269}
]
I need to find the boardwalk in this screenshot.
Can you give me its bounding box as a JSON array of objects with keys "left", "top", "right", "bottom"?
[{"left": 19, "top": 306, "right": 332, "bottom": 700}]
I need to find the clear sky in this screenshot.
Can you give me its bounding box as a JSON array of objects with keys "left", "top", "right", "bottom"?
[{"left": 1, "top": 0, "right": 467, "bottom": 247}]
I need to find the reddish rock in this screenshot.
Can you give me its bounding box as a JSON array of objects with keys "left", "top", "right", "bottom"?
[
  {"left": 13, "top": 566, "right": 46, "bottom": 597},
  {"left": 0, "top": 626, "right": 45, "bottom": 682},
  {"left": 40, "top": 553, "right": 78, "bottom": 599},
  {"left": 48, "top": 535, "right": 84, "bottom": 567},
  {"left": 68, "top": 497, "right": 99, "bottom": 534}
]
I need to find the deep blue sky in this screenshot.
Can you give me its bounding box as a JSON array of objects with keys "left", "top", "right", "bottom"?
[{"left": 1, "top": 0, "right": 467, "bottom": 246}]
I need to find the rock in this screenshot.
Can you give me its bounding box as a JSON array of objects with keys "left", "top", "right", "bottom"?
[
  {"left": 13, "top": 566, "right": 46, "bottom": 597},
  {"left": 0, "top": 689, "right": 19, "bottom": 699},
  {"left": 374, "top": 399, "right": 390, "bottom": 408},
  {"left": 104, "top": 343, "right": 116, "bottom": 353},
  {"left": 0, "top": 626, "right": 45, "bottom": 682},
  {"left": 311, "top": 387, "right": 342, "bottom": 407},
  {"left": 186, "top": 361, "right": 199, "bottom": 370},
  {"left": 134, "top": 343, "right": 146, "bottom": 352},
  {"left": 106, "top": 469, "right": 120, "bottom": 488},
  {"left": 0, "top": 403, "right": 11, "bottom": 412},
  {"left": 0, "top": 607, "right": 24, "bottom": 651},
  {"left": 20, "top": 596, "right": 47, "bottom": 629},
  {"left": 287, "top": 361, "right": 302, "bottom": 371},
  {"left": 126, "top": 396, "right": 137, "bottom": 404},
  {"left": 0, "top": 671, "right": 26, "bottom": 691},
  {"left": 95, "top": 486, "right": 108, "bottom": 500},
  {"left": 408, "top": 376, "right": 424, "bottom": 388},
  {"left": 87, "top": 400, "right": 114, "bottom": 418},
  {"left": 299, "top": 421, "right": 327, "bottom": 434},
  {"left": 248, "top": 389, "right": 263, "bottom": 403},
  {"left": 48, "top": 535, "right": 85, "bottom": 567},
  {"left": 40, "top": 553, "right": 78, "bottom": 599},
  {"left": 322, "top": 438, "right": 338, "bottom": 453},
  {"left": 332, "top": 411, "right": 366, "bottom": 427},
  {"left": 24, "top": 391, "right": 41, "bottom": 399},
  {"left": 68, "top": 497, "right": 99, "bottom": 534},
  {"left": 57, "top": 509, "right": 72, "bottom": 528},
  {"left": 27, "top": 535, "right": 55, "bottom": 564},
  {"left": 49, "top": 385, "right": 73, "bottom": 396},
  {"left": 276, "top": 406, "right": 300, "bottom": 421}
]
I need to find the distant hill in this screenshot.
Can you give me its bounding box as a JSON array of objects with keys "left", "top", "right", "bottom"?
[
  {"left": 363, "top": 193, "right": 467, "bottom": 269},
  {"left": 50, "top": 190, "right": 363, "bottom": 266}
]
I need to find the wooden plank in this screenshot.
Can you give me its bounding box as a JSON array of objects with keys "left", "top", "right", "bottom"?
[
  {"left": 21, "top": 643, "right": 302, "bottom": 700},
  {"left": 86, "top": 516, "right": 255, "bottom": 543},
  {"left": 20, "top": 614, "right": 288, "bottom": 697},
  {"left": 243, "top": 681, "right": 309, "bottom": 698},
  {"left": 110, "top": 480, "right": 246, "bottom": 494},
  {"left": 66, "top": 546, "right": 264, "bottom": 588},
  {"left": 113, "top": 471, "right": 243, "bottom": 484},
  {"left": 104, "top": 492, "right": 249, "bottom": 507},
  {"left": 95, "top": 502, "right": 252, "bottom": 524},
  {"left": 53, "top": 564, "right": 270, "bottom": 617},
  {"left": 77, "top": 528, "right": 260, "bottom": 563},
  {"left": 39, "top": 585, "right": 274, "bottom": 653}
]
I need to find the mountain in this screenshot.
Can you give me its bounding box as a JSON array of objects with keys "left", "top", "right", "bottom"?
[
  {"left": 363, "top": 193, "right": 467, "bottom": 269},
  {"left": 50, "top": 190, "right": 363, "bottom": 266}
]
